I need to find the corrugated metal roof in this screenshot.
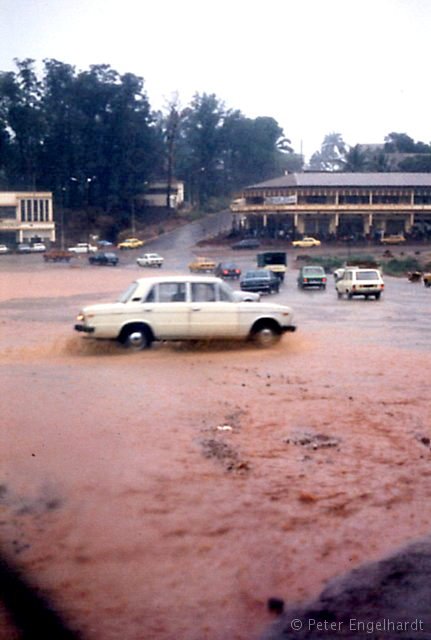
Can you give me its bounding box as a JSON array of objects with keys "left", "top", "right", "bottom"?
[{"left": 245, "top": 172, "right": 431, "bottom": 189}]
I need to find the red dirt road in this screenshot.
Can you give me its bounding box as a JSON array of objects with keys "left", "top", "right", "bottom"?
[{"left": 1, "top": 263, "right": 431, "bottom": 639}]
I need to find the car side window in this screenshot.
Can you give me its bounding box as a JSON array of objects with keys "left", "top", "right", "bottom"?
[
  {"left": 191, "top": 283, "right": 216, "bottom": 302},
  {"left": 158, "top": 283, "right": 186, "bottom": 302},
  {"left": 144, "top": 286, "right": 156, "bottom": 303}
]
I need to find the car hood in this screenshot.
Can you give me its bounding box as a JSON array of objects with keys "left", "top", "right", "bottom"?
[{"left": 81, "top": 301, "right": 136, "bottom": 315}]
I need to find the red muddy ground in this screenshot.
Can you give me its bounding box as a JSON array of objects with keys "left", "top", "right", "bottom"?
[{"left": 1, "top": 263, "right": 431, "bottom": 639}]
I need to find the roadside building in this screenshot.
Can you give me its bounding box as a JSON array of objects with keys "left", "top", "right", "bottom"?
[
  {"left": 138, "top": 180, "right": 185, "bottom": 209},
  {"left": 230, "top": 172, "right": 431, "bottom": 240},
  {"left": 0, "top": 191, "right": 55, "bottom": 246}
]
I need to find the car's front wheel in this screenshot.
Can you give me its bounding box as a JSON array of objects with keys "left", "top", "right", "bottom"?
[
  {"left": 251, "top": 323, "right": 281, "bottom": 348},
  {"left": 119, "top": 324, "right": 152, "bottom": 351}
]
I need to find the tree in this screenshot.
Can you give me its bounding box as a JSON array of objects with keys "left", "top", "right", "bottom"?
[
  {"left": 0, "top": 59, "right": 45, "bottom": 188},
  {"left": 160, "top": 94, "right": 186, "bottom": 209},
  {"left": 176, "top": 93, "right": 225, "bottom": 206},
  {"left": 308, "top": 133, "right": 347, "bottom": 171},
  {"left": 342, "top": 144, "right": 368, "bottom": 172}
]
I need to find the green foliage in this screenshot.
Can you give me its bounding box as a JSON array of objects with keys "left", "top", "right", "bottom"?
[
  {"left": 382, "top": 257, "right": 422, "bottom": 275},
  {"left": 0, "top": 57, "right": 297, "bottom": 222},
  {"left": 308, "top": 133, "right": 346, "bottom": 171}
]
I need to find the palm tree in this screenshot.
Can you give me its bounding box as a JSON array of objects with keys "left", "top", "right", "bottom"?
[{"left": 343, "top": 145, "right": 368, "bottom": 172}]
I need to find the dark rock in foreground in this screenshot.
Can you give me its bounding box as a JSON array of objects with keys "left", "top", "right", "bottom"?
[{"left": 262, "top": 535, "right": 431, "bottom": 639}]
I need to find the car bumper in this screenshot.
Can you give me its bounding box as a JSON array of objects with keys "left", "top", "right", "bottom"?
[
  {"left": 74, "top": 324, "right": 95, "bottom": 334},
  {"left": 241, "top": 284, "right": 272, "bottom": 292},
  {"left": 281, "top": 325, "right": 296, "bottom": 333},
  {"left": 301, "top": 280, "right": 326, "bottom": 287}
]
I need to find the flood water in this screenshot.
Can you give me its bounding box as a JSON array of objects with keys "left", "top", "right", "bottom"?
[{"left": 0, "top": 252, "right": 430, "bottom": 639}]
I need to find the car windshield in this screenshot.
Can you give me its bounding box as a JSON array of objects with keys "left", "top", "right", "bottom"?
[
  {"left": 118, "top": 281, "right": 139, "bottom": 303},
  {"left": 356, "top": 270, "right": 379, "bottom": 280}
]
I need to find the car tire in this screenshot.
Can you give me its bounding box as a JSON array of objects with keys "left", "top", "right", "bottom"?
[
  {"left": 375, "top": 292, "right": 381, "bottom": 300},
  {"left": 120, "top": 325, "right": 152, "bottom": 351},
  {"left": 347, "top": 292, "right": 353, "bottom": 300},
  {"left": 251, "top": 324, "right": 281, "bottom": 348}
]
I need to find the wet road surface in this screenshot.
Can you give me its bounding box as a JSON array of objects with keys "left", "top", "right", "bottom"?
[{"left": 0, "top": 233, "right": 430, "bottom": 640}]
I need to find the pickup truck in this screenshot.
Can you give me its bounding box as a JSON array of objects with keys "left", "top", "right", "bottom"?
[
  {"left": 136, "top": 253, "right": 164, "bottom": 268},
  {"left": 44, "top": 249, "right": 74, "bottom": 262}
]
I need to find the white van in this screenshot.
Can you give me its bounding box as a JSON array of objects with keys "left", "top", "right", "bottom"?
[{"left": 335, "top": 267, "right": 384, "bottom": 300}]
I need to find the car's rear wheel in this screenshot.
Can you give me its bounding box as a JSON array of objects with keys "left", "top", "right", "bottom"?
[
  {"left": 251, "top": 324, "right": 281, "bottom": 348},
  {"left": 119, "top": 325, "right": 152, "bottom": 351},
  {"left": 375, "top": 292, "right": 381, "bottom": 300}
]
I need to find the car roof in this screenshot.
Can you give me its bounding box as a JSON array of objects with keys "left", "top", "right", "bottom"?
[{"left": 136, "top": 275, "right": 222, "bottom": 286}]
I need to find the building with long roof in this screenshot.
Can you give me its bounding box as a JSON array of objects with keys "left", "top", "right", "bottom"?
[{"left": 230, "top": 172, "right": 431, "bottom": 239}]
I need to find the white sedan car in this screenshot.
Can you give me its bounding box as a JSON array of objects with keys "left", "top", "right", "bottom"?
[
  {"left": 74, "top": 275, "right": 296, "bottom": 349},
  {"left": 68, "top": 242, "right": 97, "bottom": 254},
  {"left": 136, "top": 252, "right": 164, "bottom": 268}
]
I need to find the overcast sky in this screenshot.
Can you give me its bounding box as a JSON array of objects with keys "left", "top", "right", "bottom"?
[{"left": 1, "top": 0, "right": 430, "bottom": 159}]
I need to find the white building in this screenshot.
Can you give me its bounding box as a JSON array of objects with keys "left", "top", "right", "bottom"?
[
  {"left": 140, "top": 180, "right": 185, "bottom": 209},
  {"left": 0, "top": 191, "right": 55, "bottom": 245}
]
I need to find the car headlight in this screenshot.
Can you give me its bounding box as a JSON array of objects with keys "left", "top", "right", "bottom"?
[{"left": 76, "top": 312, "right": 85, "bottom": 322}]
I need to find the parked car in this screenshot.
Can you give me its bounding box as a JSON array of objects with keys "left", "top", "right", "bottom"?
[
  {"left": 0, "top": 244, "right": 10, "bottom": 254},
  {"left": 215, "top": 262, "right": 241, "bottom": 279},
  {"left": 118, "top": 237, "right": 144, "bottom": 250},
  {"left": 74, "top": 275, "right": 296, "bottom": 350},
  {"left": 17, "top": 243, "right": 32, "bottom": 253},
  {"left": 89, "top": 251, "right": 119, "bottom": 266},
  {"left": 97, "top": 240, "right": 114, "bottom": 248},
  {"left": 380, "top": 234, "right": 406, "bottom": 245},
  {"left": 292, "top": 237, "right": 321, "bottom": 248},
  {"left": 297, "top": 265, "right": 327, "bottom": 289},
  {"left": 335, "top": 267, "right": 385, "bottom": 300},
  {"left": 68, "top": 242, "right": 97, "bottom": 254},
  {"left": 188, "top": 256, "right": 216, "bottom": 273},
  {"left": 31, "top": 242, "right": 47, "bottom": 252},
  {"left": 231, "top": 238, "right": 261, "bottom": 250},
  {"left": 240, "top": 269, "right": 280, "bottom": 294},
  {"left": 136, "top": 253, "right": 164, "bottom": 268}
]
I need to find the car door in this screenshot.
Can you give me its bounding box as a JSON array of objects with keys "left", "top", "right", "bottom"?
[
  {"left": 140, "top": 282, "right": 190, "bottom": 339},
  {"left": 188, "top": 282, "right": 239, "bottom": 338}
]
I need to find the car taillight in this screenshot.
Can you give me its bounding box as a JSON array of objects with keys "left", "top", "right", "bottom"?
[
  {"left": 223, "top": 270, "right": 228, "bottom": 275},
  {"left": 352, "top": 285, "right": 356, "bottom": 290},
  {"left": 323, "top": 277, "right": 327, "bottom": 282},
  {"left": 304, "top": 278, "right": 308, "bottom": 282},
  {"left": 236, "top": 269, "right": 240, "bottom": 274}
]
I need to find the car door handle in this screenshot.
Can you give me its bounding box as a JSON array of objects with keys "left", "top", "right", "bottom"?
[
  {"left": 142, "top": 307, "right": 153, "bottom": 312},
  {"left": 191, "top": 306, "right": 201, "bottom": 311}
]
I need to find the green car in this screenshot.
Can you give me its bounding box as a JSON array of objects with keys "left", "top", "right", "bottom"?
[{"left": 297, "top": 265, "right": 327, "bottom": 289}]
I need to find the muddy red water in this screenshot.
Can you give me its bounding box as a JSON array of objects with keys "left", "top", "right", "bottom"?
[{"left": 1, "top": 260, "right": 430, "bottom": 639}]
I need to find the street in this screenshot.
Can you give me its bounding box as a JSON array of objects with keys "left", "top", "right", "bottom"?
[{"left": 0, "top": 225, "right": 430, "bottom": 640}]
